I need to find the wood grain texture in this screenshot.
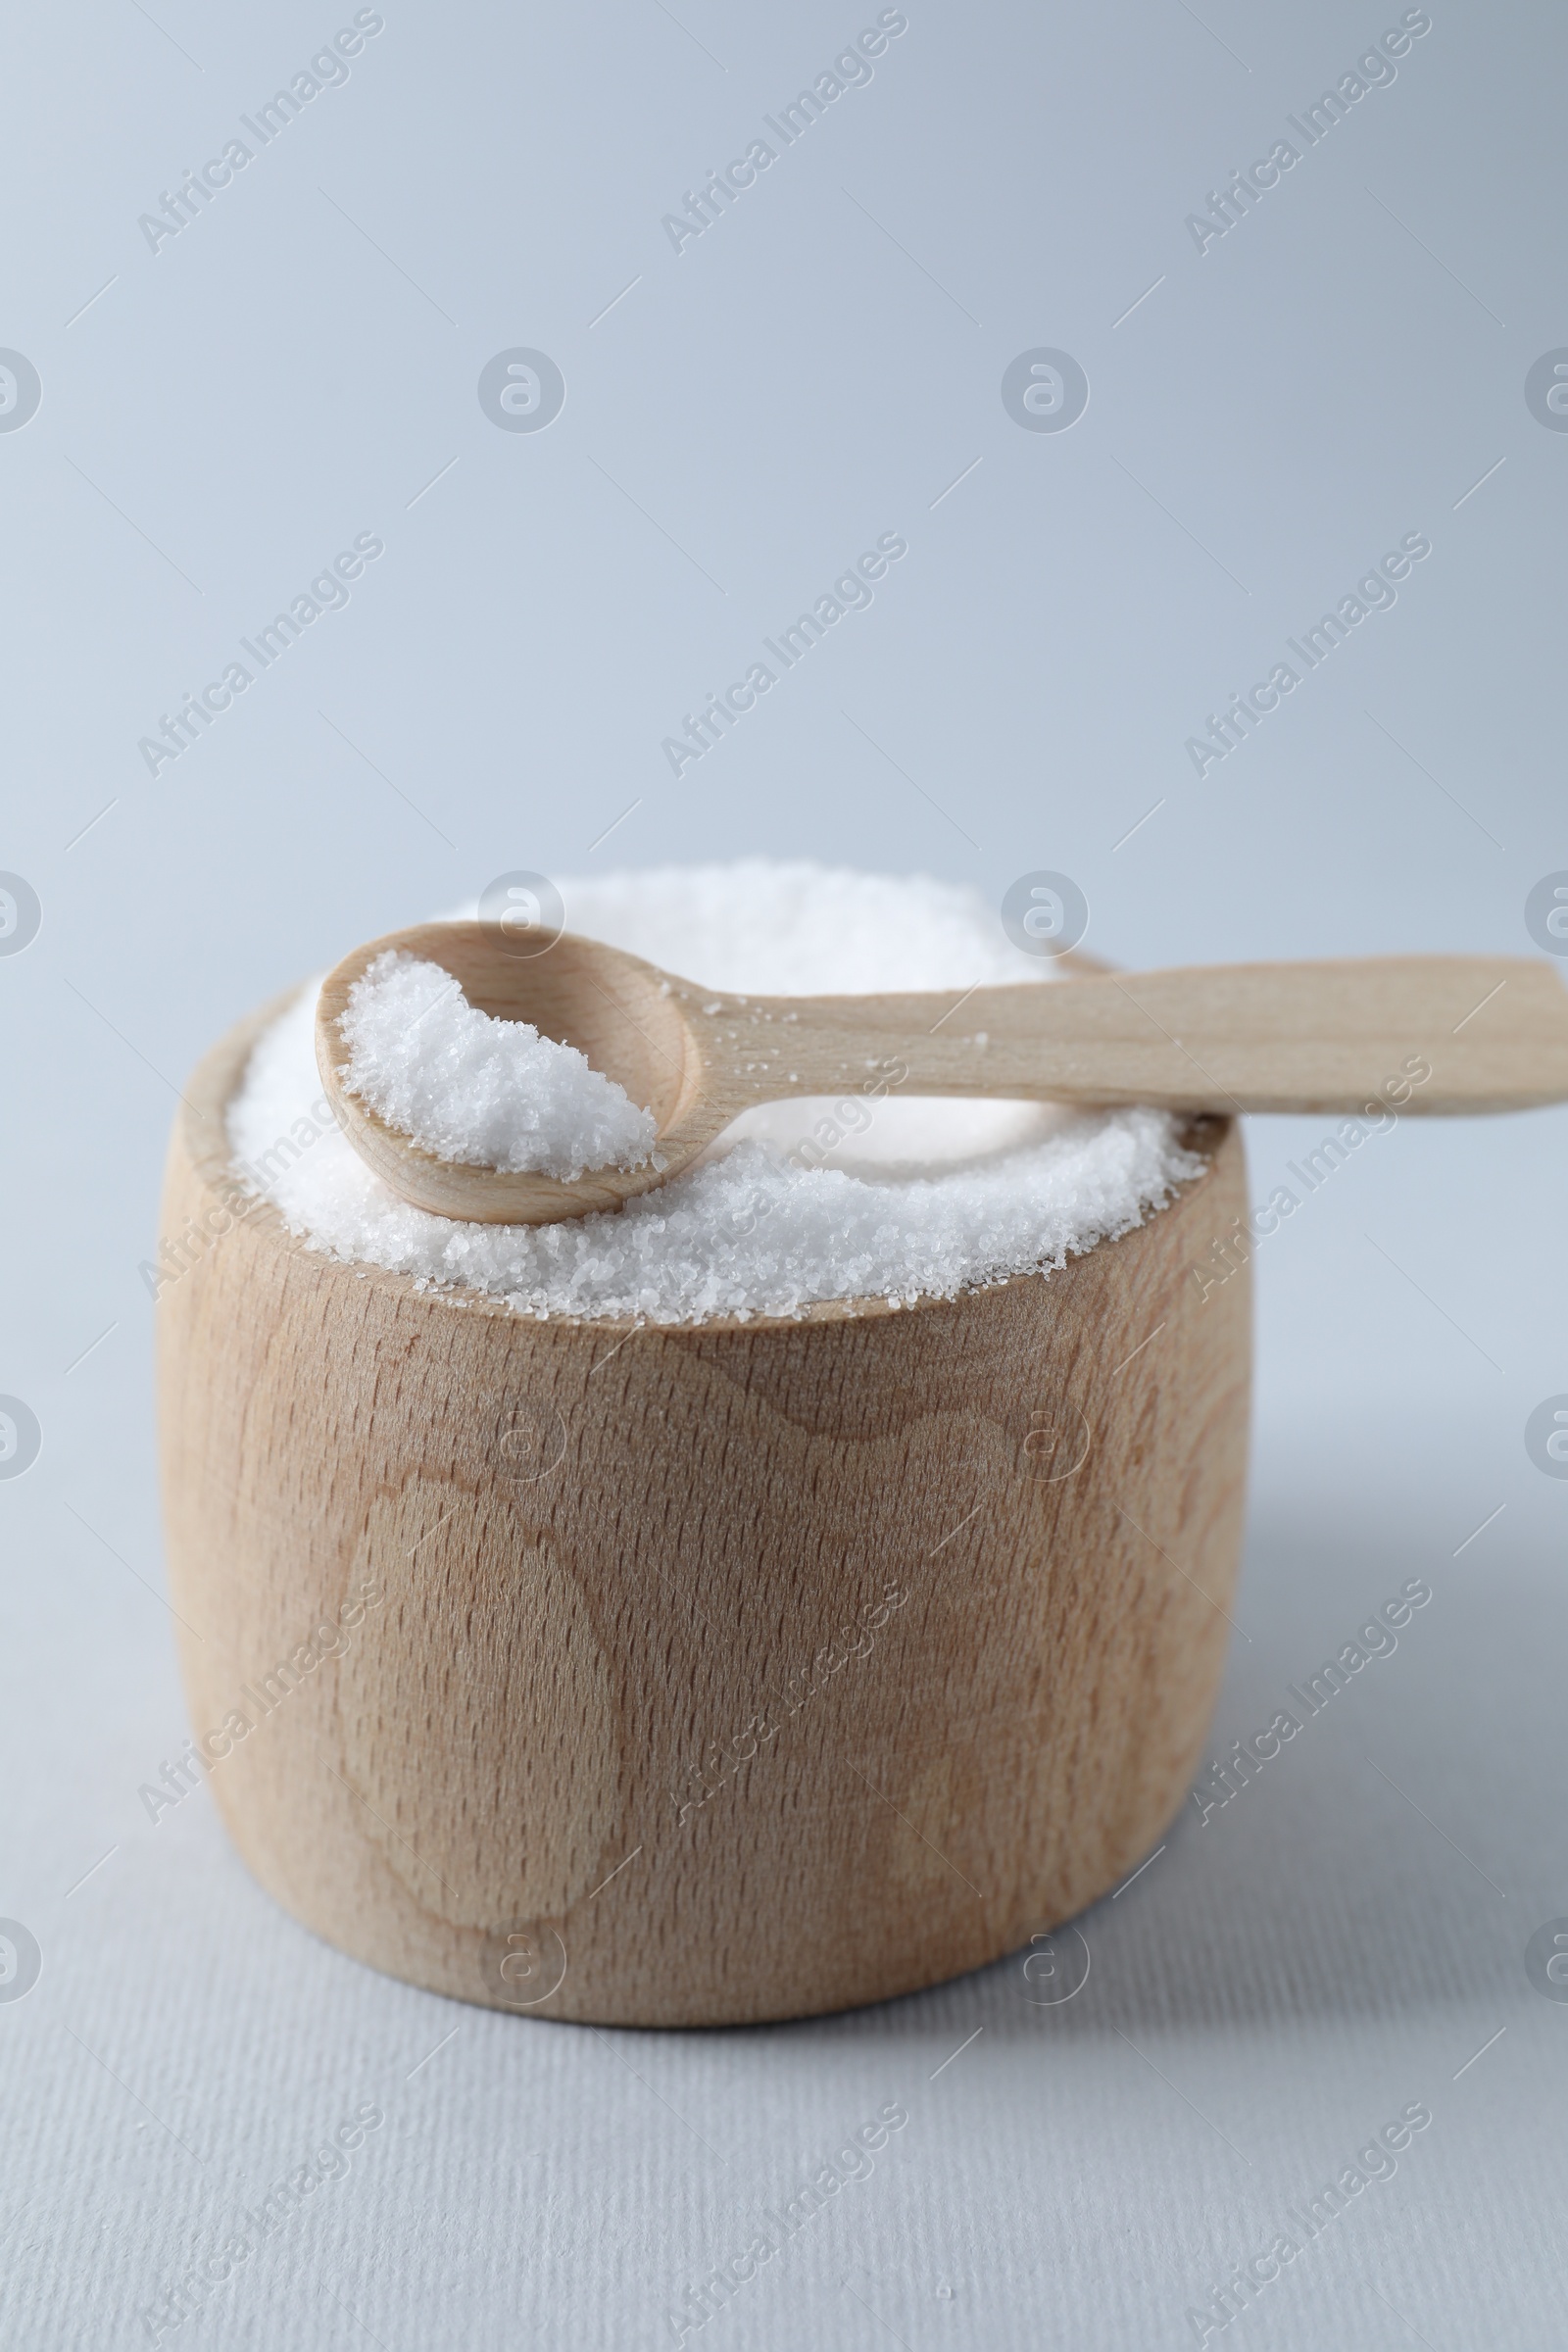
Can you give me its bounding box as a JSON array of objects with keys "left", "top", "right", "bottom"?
[
  {"left": 158, "top": 994, "right": 1252, "bottom": 2027},
  {"left": 317, "top": 921, "right": 1568, "bottom": 1223}
]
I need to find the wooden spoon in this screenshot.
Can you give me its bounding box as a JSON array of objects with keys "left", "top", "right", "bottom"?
[{"left": 315, "top": 922, "right": 1568, "bottom": 1226}]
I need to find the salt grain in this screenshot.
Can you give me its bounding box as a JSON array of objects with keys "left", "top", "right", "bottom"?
[
  {"left": 337, "top": 948, "right": 656, "bottom": 1181},
  {"left": 230, "top": 861, "right": 1204, "bottom": 1325}
]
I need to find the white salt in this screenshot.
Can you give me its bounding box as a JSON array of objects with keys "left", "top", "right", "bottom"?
[
  {"left": 229, "top": 861, "right": 1205, "bottom": 1325},
  {"left": 337, "top": 948, "right": 656, "bottom": 1182}
]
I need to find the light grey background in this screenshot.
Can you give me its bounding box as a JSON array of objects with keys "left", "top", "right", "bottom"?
[{"left": 3, "top": 1, "right": 1566, "bottom": 2344}]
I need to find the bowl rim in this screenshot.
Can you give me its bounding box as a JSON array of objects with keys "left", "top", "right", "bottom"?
[{"left": 182, "top": 964, "right": 1230, "bottom": 1340}]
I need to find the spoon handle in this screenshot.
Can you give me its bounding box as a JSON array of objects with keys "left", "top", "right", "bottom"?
[{"left": 709, "top": 956, "right": 1568, "bottom": 1116}]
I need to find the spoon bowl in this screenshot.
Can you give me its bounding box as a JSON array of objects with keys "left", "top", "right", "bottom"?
[
  {"left": 316, "top": 922, "right": 713, "bottom": 1222},
  {"left": 316, "top": 922, "right": 1568, "bottom": 1226}
]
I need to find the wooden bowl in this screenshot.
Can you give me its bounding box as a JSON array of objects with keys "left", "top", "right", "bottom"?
[{"left": 155, "top": 991, "right": 1251, "bottom": 2027}]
